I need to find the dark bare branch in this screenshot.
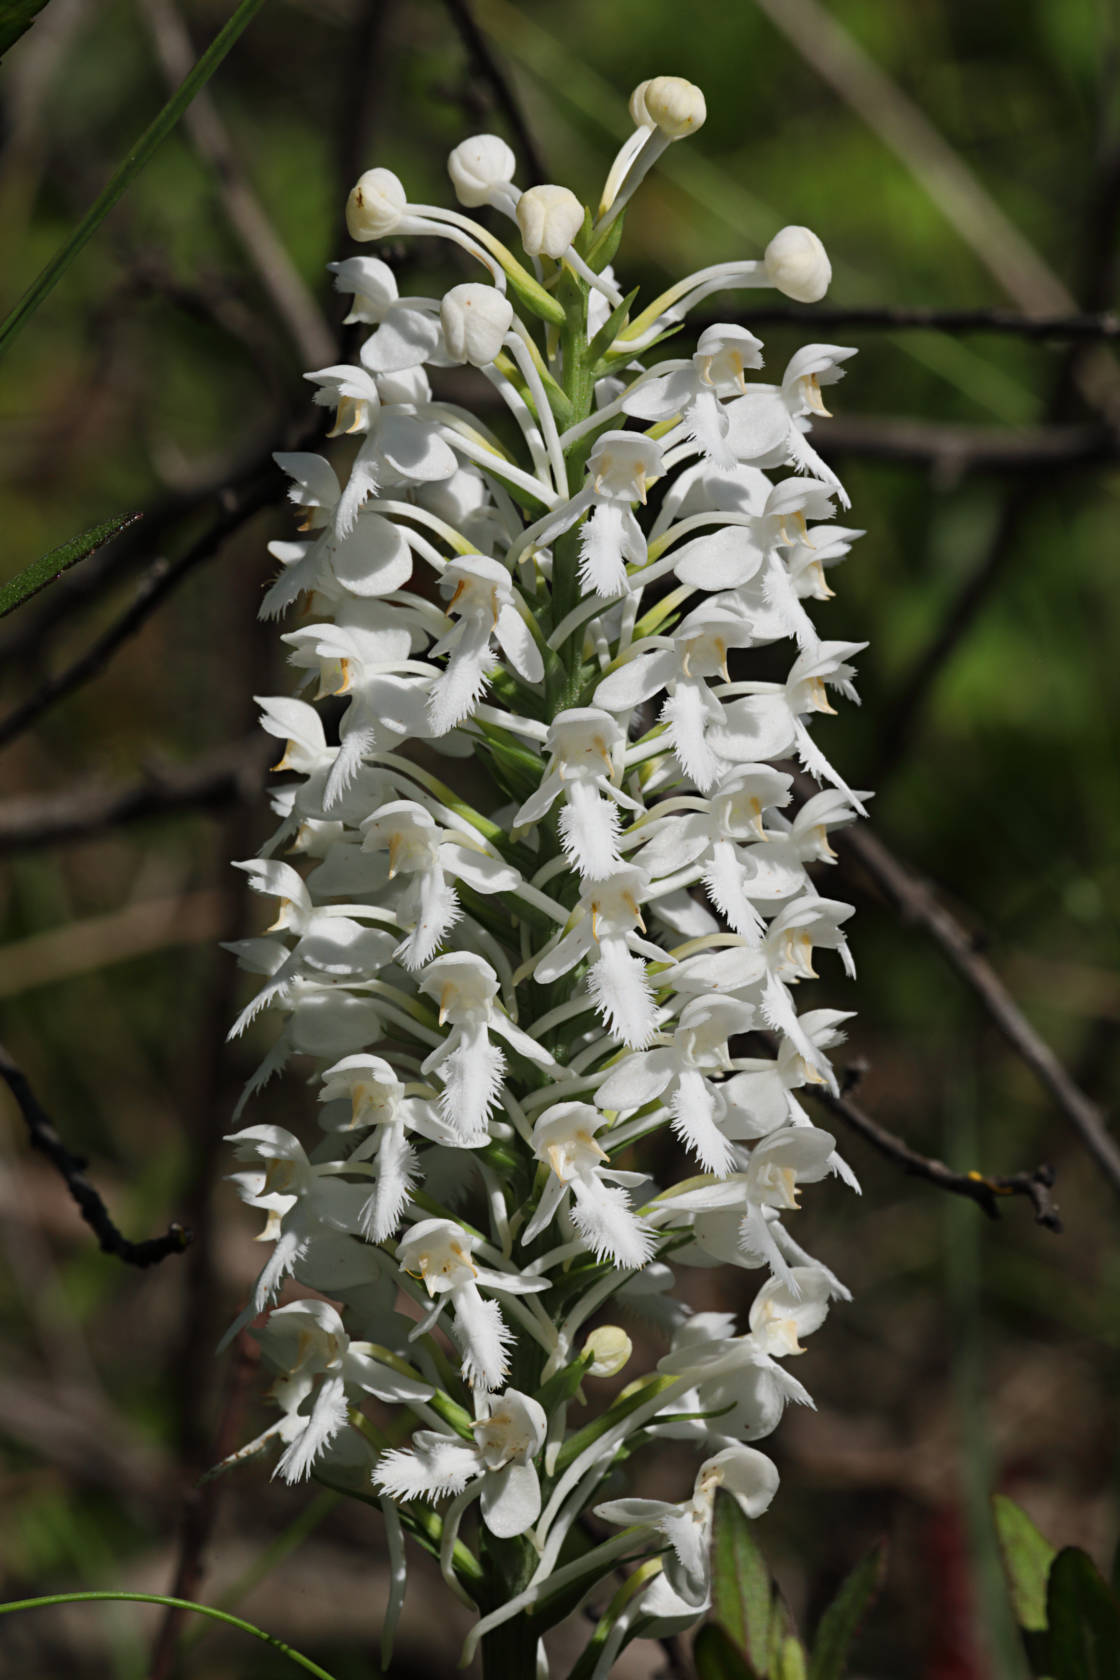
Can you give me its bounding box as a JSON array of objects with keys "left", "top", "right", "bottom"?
[
  {"left": 820, "top": 797, "right": 1120, "bottom": 1199},
  {"left": 0, "top": 466, "right": 281, "bottom": 753},
  {"left": 805, "top": 1079, "right": 1062, "bottom": 1231},
  {"left": 817, "top": 416, "right": 1114, "bottom": 477},
  {"left": 0, "top": 737, "right": 268, "bottom": 854},
  {"left": 0, "top": 1044, "right": 191, "bottom": 1266},
  {"left": 441, "top": 0, "right": 548, "bottom": 186},
  {"left": 712, "top": 304, "right": 1120, "bottom": 340}
]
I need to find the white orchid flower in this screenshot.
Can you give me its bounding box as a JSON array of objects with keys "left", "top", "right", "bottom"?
[
  {"left": 513, "top": 708, "right": 640, "bottom": 879},
  {"left": 622, "top": 323, "right": 765, "bottom": 469},
  {"left": 317, "top": 1054, "right": 454, "bottom": 1241},
  {"left": 708, "top": 638, "right": 868, "bottom": 808},
  {"left": 253, "top": 1299, "right": 433, "bottom": 1484},
  {"left": 376, "top": 1387, "right": 546, "bottom": 1538},
  {"left": 662, "top": 1124, "right": 838, "bottom": 1286},
  {"left": 535, "top": 864, "right": 663, "bottom": 1048},
  {"left": 419, "top": 953, "right": 557, "bottom": 1142},
  {"left": 220, "top": 1124, "right": 373, "bottom": 1341},
  {"left": 595, "top": 994, "right": 755, "bottom": 1175},
  {"left": 427, "top": 554, "right": 544, "bottom": 733},
  {"left": 595, "top": 1444, "right": 779, "bottom": 1607},
  {"left": 654, "top": 1273, "right": 829, "bottom": 1448},
  {"left": 360, "top": 799, "right": 521, "bottom": 968},
  {"left": 725, "top": 343, "right": 857, "bottom": 505},
  {"left": 227, "top": 858, "right": 398, "bottom": 1037},
  {"left": 281, "top": 616, "right": 434, "bottom": 805},
  {"left": 521, "top": 1102, "right": 655, "bottom": 1268},
  {"left": 666, "top": 894, "right": 855, "bottom": 1079},
  {"left": 396, "top": 1218, "right": 546, "bottom": 1391},
  {"left": 595, "top": 600, "right": 761, "bottom": 791},
  {"left": 528, "top": 431, "right": 664, "bottom": 596}
]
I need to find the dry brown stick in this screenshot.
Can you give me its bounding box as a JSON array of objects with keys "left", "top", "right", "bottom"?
[
  {"left": 816, "top": 416, "right": 1114, "bottom": 477},
  {"left": 0, "top": 1044, "right": 191, "bottom": 1265},
  {"left": 831, "top": 815, "right": 1120, "bottom": 1198},
  {"left": 0, "top": 463, "right": 280, "bottom": 752},
  {"left": 137, "top": 0, "right": 336, "bottom": 369},
  {"left": 442, "top": 0, "right": 548, "bottom": 186},
  {"left": 713, "top": 305, "right": 1120, "bottom": 340},
  {"left": 805, "top": 1080, "right": 1062, "bottom": 1232},
  {"left": 0, "top": 736, "right": 268, "bottom": 853}
]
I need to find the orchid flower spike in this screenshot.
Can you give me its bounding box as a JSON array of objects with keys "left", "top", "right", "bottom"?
[{"left": 222, "top": 71, "right": 874, "bottom": 1675}]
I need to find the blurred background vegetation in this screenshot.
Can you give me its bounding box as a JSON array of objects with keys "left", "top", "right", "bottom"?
[{"left": 1, "top": 0, "right": 1118, "bottom": 1675}]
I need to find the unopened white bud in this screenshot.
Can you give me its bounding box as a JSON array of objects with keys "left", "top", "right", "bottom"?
[
  {"left": 448, "top": 134, "right": 517, "bottom": 208},
  {"left": 764, "top": 225, "right": 832, "bottom": 304},
  {"left": 516, "top": 184, "right": 585, "bottom": 259},
  {"left": 583, "top": 1325, "right": 633, "bottom": 1379},
  {"left": 440, "top": 283, "right": 514, "bottom": 366},
  {"left": 630, "top": 75, "right": 706, "bottom": 139},
  {"left": 346, "top": 168, "right": 408, "bottom": 241}
]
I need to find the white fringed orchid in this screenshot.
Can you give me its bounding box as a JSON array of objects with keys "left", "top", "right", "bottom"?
[
  {"left": 221, "top": 72, "right": 874, "bottom": 1679},
  {"left": 522, "top": 1102, "right": 654, "bottom": 1267},
  {"left": 376, "top": 1388, "right": 547, "bottom": 1538}
]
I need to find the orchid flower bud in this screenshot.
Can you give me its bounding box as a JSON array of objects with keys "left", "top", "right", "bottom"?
[
  {"left": 583, "top": 1325, "right": 633, "bottom": 1378},
  {"left": 448, "top": 133, "right": 518, "bottom": 208},
  {"left": 630, "top": 75, "right": 707, "bottom": 139},
  {"left": 764, "top": 225, "right": 833, "bottom": 303},
  {"left": 440, "top": 282, "right": 514, "bottom": 366},
  {"left": 346, "top": 167, "right": 408, "bottom": 241},
  {"left": 516, "top": 184, "right": 585, "bottom": 259}
]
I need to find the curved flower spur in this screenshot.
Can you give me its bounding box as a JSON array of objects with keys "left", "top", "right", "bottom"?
[{"left": 219, "top": 72, "right": 869, "bottom": 1679}]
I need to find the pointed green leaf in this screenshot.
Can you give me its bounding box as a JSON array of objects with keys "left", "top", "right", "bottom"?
[
  {"left": 1046, "top": 1547, "right": 1120, "bottom": 1680},
  {"left": 695, "top": 1621, "right": 762, "bottom": 1680},
  {"left": 711, "top": 1489, "right": 772, "bottom": 1668},
  {"left": 768, "top": 1595, "right": 804, "bottom": 1678},
  {"left": 994, "top": 1495, "right": 1057, "bottom": 1633},
  {"left": 0, "top": 0, "right": 50, "bottom": 59},
  {"left": 808, "top": 1540, "right": 886, "bottom": 1680},
  {"left": 776, "top": 1634, "right": 809, "bottom": 1680},
  {"left": 0, "top": 512, "right": 142, "bottom": 619},
  {"left": 587, "top": 286, "right": 640, "bottom": 366}
]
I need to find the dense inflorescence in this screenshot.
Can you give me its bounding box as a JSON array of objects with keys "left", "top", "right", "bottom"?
[{"left": 221, "top": 75, "right": 869, "bottom": 1677}]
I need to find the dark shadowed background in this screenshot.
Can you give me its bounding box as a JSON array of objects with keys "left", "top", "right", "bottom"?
[{"left": 1, "top": 1, "right": 1118, "bottom": 1675}]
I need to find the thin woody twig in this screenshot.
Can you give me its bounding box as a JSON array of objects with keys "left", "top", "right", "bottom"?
[
  {"left": 822, "top": 801, "right": 1120, "bottom": 1199},
  {"left": 0, "top": 1044, "right": 191, "bottom": 1265},
  {"left": 442, "top": 0, "right": 548, "bottom": 186},
  {"left": 816, "top": 416, "right": 1114, "bottom": 476},
  {"left": 0, "top": 736, "right": 268, "bottom": 854},
  {"left": 0, "top": 466, "right": 281, "bottom": 753},
  {"left": 715, "top": 304, "right": 1120, "bottom": 340},
  {"left": 805, "top": 1078, "right": 1062, "bottom": 1232},
  {"left": 138, "top": 0, "right": 336, "bottom": 369}
]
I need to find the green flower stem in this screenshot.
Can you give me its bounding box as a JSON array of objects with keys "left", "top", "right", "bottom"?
[
  {"left": 0, "top": 0, "right": 271, "bottom": 358},
  {"left": 0, "top": 1592, "right": 340, "bottom": 1680}
]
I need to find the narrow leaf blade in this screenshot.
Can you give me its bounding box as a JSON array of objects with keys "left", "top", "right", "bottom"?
[
  {"left": 0, "top": 0, "right": 51, "bottom": 59},
  {"left": 0, "top": 512, "right": 142, "bottom": 619},
  {"left": 1046, "top": 1547, "right": 1120, "bottom": 1680},
  {"left": 993, "top": 1495, "right": 1057, "bottom": 1633},
  {"left": 808, "top": 1540, "right": 887, "bottom": 1680},
  {"left": 694, "top": 1621, "right": 762, "bottom": 1680},
  {"left": 711, "top": 1489, "right": 772, "bottom": 1667}
]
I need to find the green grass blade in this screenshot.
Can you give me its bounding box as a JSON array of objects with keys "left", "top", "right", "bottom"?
[
  {"left": 710, "top": 1490, "right": 772, "bottom": 1668},
  {"left": 0, "top": 0, "right": 270, "bottom": 358},
  {"left": 993, "top": 1495, "right": 1056, "bottom": 1634},
  {"left": 808, "top": 1540, "right": 886, "bottom": 1680},
  {"left": 0, "top": 1591, "right": 343, "bottom": 1680},
  {"left": 0, "top": 0, "right": 51, "bottom": 59},
  {"left": 0, "top": 512, "right": 141, "bottom": 619}
]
